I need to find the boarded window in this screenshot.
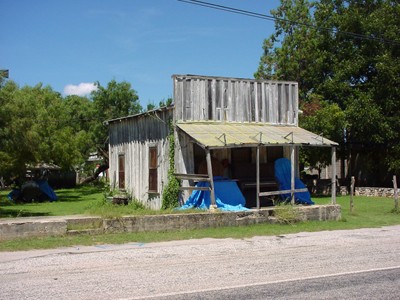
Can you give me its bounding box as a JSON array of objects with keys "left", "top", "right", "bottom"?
[
  {"left": 118, "top": 154, "right": 125, "bottom": 189},
  {"left": 149, "top": 146, "right": 158, "bottom": 193}
]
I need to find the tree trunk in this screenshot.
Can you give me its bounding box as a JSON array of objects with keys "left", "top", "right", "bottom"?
[{"left": 81, "top": 163, "right": 109, "bottom": 184}]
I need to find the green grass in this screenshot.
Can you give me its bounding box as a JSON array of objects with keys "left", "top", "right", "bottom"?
[
  {"left": 0, "top": 186, "right": 202, "bottom": 218},
  {"left": 0, "top": 186, "right": 399, "bottom": 252},
  {"left": 0, "top": 186, "right": 103, "bottom": 218}
]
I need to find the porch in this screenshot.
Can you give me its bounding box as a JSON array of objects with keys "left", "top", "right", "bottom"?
[{"left": 175, "top": 121, "right": 338, "bottom": 209}]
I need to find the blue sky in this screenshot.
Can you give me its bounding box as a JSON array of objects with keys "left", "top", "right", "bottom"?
[{"left": 1, "top": 0, "right": 280, "bottom": 106}]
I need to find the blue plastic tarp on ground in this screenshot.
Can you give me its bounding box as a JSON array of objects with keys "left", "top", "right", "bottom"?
[
  {"left": 179, "top": 177, "right": 248, "bottom": 211},
  {"left": 7, "top": 180, "right": 57, "bottom": 202},
  {"left": 274, "top": 158, "right": 314, "bottom": 205}
]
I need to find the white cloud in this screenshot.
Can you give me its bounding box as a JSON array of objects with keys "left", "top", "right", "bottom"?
[{"left": 64, "top": 82, "right": 98, "bottom": 96}]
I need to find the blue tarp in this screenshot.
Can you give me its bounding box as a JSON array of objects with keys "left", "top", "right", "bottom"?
[
  {"left": 8, "top": 179, "right": 57, "bottom": 202},
  {"left": 179, "top": 177, "right": 248, "bottom": 211},
  {"left": 274, "top": 158, "right": 314, "bottom": 205},
  {"left": 36, "top": 179, "right": 58, "bottom": 201}
]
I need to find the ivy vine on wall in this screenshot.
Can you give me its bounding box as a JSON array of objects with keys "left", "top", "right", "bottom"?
[{"left": 161, "top": 120, "right": 180, "bottom": 209}]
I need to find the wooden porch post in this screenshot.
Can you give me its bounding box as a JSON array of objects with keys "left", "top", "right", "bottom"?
[
  {"left": 331, "top": 146, "right": 337, "bottom": 204},
  {"left": 256, "top": 145, "right": 260, "bottom": 209},
  {"left": 290, "top": 144, "right": 295, "bottom": 204},
  {"left": 205, "top": 149, "right": 216, "bottom": 209}
]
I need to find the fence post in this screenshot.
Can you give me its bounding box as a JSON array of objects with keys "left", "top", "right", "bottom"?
[
  {"left": 393, "top": 175, "right": 398, "bottom": 211},
  {"left": 350, "top": 176, "right": 355, "bottom": 213}
]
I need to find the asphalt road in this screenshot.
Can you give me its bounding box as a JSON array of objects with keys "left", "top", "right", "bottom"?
[{"left": 1, "top": 225, "right": 399, "bottom": 300}]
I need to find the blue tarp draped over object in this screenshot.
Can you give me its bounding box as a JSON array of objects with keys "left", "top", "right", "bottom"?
[
  {"left": 179, "top": 177, "right": 248, "bottom": 211},
  {"left": 8, "top": 179, "right": 57, "bottom": 202},
  {"left": 36, "top": 179, "right": 58, "bottom": 201},
  {"left": 274, "top": 158, "right": 314, "bottom": 205}
]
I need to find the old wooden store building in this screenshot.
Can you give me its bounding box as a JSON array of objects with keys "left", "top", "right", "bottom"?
[{"left": 106, "top": 74, "right": 338, "bottom": 210}]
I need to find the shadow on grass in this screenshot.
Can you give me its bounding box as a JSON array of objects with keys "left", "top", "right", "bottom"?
[
  {"left": 54, "top": 186, "right": 104, "bottom": 202},
  {"left": 55, "top": 195, "right": 85, "bottom": 202},
  {"left": 0, "top": 208, "right": 50, "bottom": 218}
]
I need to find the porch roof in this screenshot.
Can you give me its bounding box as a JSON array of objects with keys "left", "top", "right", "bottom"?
[{"left": 176, "top": 121, "right": 338, "bottom": 149}]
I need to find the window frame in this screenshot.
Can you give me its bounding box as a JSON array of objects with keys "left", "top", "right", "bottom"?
[
  {"left": 118, "top": 153, "right": 125, "bottom": 190},
  {"left": 148, "top": 146, "right": 158, "bottom": 193}
]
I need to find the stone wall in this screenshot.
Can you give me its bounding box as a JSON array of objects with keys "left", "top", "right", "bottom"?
[
  {"left": 305, "top": 178, "right": 398, "bottom": 198},
  {"left": 102, "top": 205, "right": 341, "bottom": 234},
  {"left": 355, "top": 187, "right": 397, "bottom": 198},
  {"left": 0, "top": 205, "right": 341, "bottom": 241}
]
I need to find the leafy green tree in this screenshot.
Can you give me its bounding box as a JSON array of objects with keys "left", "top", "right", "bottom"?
[
  {"left": 62, "top": 95, "right": 97, "bottom": 160},
  {"left": 0, "top": 78, "right": 146, "bottom": 184},
  {"left": 0, "top": 80, "right": 19, "bottom": 179},
  {"left": 256, "top": 0, "right": 400, "bottom": 183},
  {"left": 0, "top": 82, "right": 93, "bottom": 181},
  {"left": 91, "top": 80, "right": 142, "bottom": 147},
  {"left": 299, "top": 95, "right": 346, "bottom": 175}
]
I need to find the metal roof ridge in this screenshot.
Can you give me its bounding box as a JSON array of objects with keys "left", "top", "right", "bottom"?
[{"left": 176, "top": 120, "right": 299, "bottom": 127}]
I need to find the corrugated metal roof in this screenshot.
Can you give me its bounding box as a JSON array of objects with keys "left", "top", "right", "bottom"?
[{"left": 177, "top": 122, "right": 338, "bottom": 148}]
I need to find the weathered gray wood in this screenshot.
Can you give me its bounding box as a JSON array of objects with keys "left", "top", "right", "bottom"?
[
  {"left": 331, "top": 146, "right": 337, "bottom": 204},
  {"left": 206, "top": 149, "right": 216, "bottom": 207},
  {"left": 290, "top": 145, "right": 295, "bottom": 204},
  {"left": 393, "top": 175, "right": 398, "bottom": 211},
  {"left": 179, "top": 186, "right": 210, "bottom": 191},
  {"left": 108, "top": 75, "right": 337, "bottom": 211},
  {"left": 259, "top": 188, "right": 308, "bottom": 197},
  {"left": 256, "top": 146, "right": 260, "bottom": 209},
  {"left": 108, "top": 108, "right": 172, "bottom": 210},
  {"left": 172, "top": 75, "right": 298, "bottom": 125},
  {"left": 174, "top": 173, "right": 210, "bottom": 181},
  {"left": 350, "top": 176, "right": 355, "bottom": 213}
]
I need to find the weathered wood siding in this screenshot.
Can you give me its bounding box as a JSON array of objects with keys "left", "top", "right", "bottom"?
[
  {"left": 173, "top": 75, "right": 298, "bottom": 125},
  {"left": 108, "top": 109, "right": 172, "bottom": 209}
]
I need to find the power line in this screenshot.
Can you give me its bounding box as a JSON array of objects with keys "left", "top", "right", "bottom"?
[{"left": 178, "top": 0, "right": 400, "bottom": 46}]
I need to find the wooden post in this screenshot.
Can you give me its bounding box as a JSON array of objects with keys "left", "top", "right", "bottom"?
[
  {"left": 205, "top": 149, "right": 216, "bottom": 209},
  {"left": 290, "top": 144, "right": 295, "bottom": 205},
  {"left": 350, "top": 176, "right": 355, "bottom": 213},
  {"left": 256, "top": 145, "right": 260, "bottom": 209},
  {"left": 393, "top": 175, "right": 398, "bottom": 211},
  {"left": 331, "top": 146, "right": 337, "bottom": 205}
]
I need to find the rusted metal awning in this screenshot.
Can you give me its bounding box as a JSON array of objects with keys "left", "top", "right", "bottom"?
[{"left": 176, "top": 121, "right": 338, "bottom": 149}]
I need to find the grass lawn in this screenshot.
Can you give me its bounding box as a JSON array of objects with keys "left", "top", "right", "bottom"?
[
  {"left": 0, "top": 185, "right": 399, "bottom": 251},
  {"left": 0, "top": 186, "right": 104, "bottom": 218},
  {"left": 0, "top": 185, "right": 182, "bottom": 218}
]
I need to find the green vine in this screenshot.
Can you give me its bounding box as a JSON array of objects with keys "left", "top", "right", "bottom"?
[{"left": 162, "top": 120, "right": 180, "bottom": 209}]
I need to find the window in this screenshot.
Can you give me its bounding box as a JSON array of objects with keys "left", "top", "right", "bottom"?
[
  {"left": 149, "top": 146, "right": 158, "bottom": 193},
  {"left": 118, "top": 154, "right": 125, "bottom": 189}
]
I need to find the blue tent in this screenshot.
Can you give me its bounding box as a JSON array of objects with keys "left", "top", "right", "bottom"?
[{"left": 274, "top": 158, "right": 314, "bottom": 205}]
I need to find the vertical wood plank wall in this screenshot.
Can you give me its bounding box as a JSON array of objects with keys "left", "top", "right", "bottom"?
[
  {"left": 173, "top": 75, "right": 298, "bottom": 125},
  {"left": 108, "top": 109, "right": 172, "bottom": 209}
]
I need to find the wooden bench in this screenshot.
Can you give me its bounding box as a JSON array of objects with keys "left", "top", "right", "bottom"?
[{"left": 231, "top": 162, "right": 277, "bottom": 191}]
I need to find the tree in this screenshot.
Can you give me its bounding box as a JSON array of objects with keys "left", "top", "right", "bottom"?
[
  {"left": 77, "top": 80, "right": 142, "bottom": 184},
  {"left": 0, "top": 77, "right": 146, "bottom": 185},
  {"left": 62, "top": 95, "right": 97, "bottom": 161},
  {"left": 91, "top": 80, "right": 142, "bottom": 147},
  {"left": 0, "top": 82, "right": 95, "bottom": 182},
  {"left": 255, "top": 0, "right": 400, "bottom": 185},
  {"left": 299, "top": 95, "right": 346, "bottom": 176}
]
